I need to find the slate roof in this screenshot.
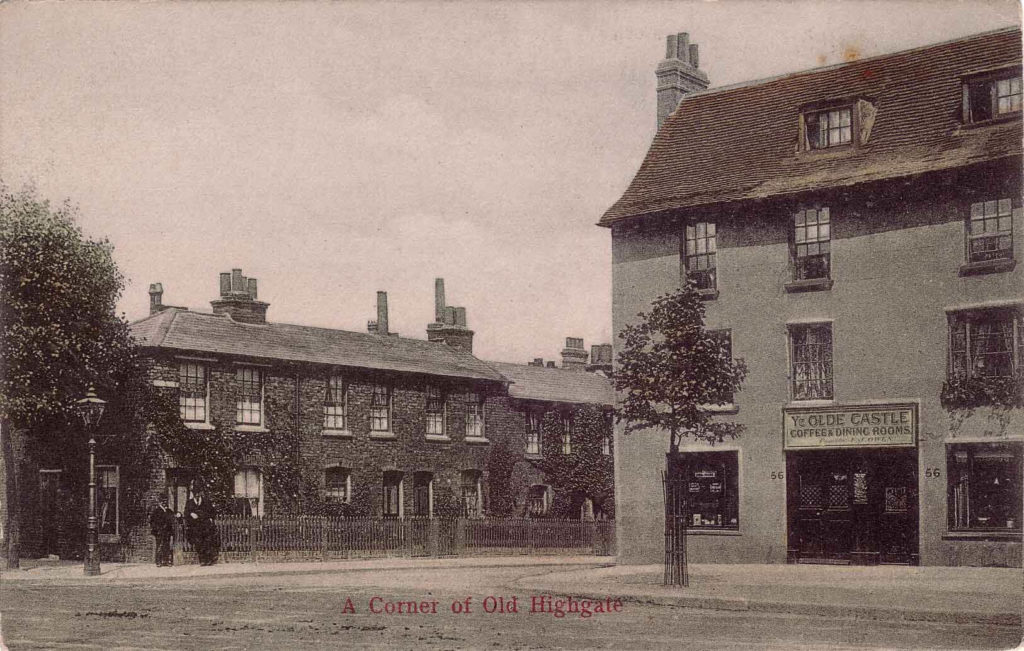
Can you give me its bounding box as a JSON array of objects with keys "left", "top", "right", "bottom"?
[
  {"left": 487, "top": 361, "right": 614, "bottom": 407},
  {"left": 131, "top": 309, "right": 506, "bottom": 383},
  {"left": 600, "top": 27, "right": 1023, "bottom": 226}
]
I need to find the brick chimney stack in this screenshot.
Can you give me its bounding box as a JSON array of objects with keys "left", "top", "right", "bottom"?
[
  {"left": 587, "top": 343, "right": 614, "bottom": 375},
  {"left": 561, "top": 337, "right": 589, "bottom": 371},
  {"left": 210, "top": 268, "right": 269, "bottom": 324},
  {"left": 149, "top": 283, "right": 164, "bottom": 315},
  {"left": 656, "top": 32, "right": 709, "bottom": 130},
  {"left": 426, "top": 278, "right": 475, "bottom": 353}
]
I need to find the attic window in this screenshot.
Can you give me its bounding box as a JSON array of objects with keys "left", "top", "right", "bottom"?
[
  {"left": 963, "top": 70, "right": 1023, "bottom": 123},
  {"left": 806, "top": 107, "right": 852, "bottom": 149}
]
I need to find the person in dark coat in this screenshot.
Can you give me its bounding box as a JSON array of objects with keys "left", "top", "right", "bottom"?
[
  {"left": 184, "top": 490, "right": 218, "bottom": 566},
  {"left": 149, "top": 496, "right": 176, "bottom": 567}
]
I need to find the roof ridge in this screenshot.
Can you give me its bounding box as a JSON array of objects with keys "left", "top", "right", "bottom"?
[{"left": 678, "top": 25, "right": 1021, "bottom": 106}]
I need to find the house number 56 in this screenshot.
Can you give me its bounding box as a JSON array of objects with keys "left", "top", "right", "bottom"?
[
  {"left": 770, "top": 471, "right": 784, "bottom": 480},
  {"left": 925, "top": 468, "right": 941, "bottom": 478}
]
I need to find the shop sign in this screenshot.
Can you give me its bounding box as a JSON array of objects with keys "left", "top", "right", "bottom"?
[{"left": 784, "top": 404, "right": 916, "bottom": 449}]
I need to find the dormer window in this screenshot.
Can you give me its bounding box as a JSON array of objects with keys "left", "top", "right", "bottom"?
[
  {"left": 806, "top": 107, "right": 852, "bottom": 149},
  {"left": 963, "top": 70, "right": 1023, "bottom": 123}
]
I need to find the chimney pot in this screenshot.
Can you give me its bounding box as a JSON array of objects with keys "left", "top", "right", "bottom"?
[
  {"left": 376, "top": 291, "right": 389, "bottom": 335},
  {"left": 247, "top": 278, "right": 258, "bottom": 300},
  {"left": 444, "top": 306, "right": 457, "bottom": 326},
  {"left": 454, "top": 307, "right": 467, "bottom": 328},
  {"left": 676, "top": 32, "right": 690, "bottom": 62},
  {"left": 219, "top": 273, "right": 232, "bottom": 296},
  {"left": 689, "top": 43, "right": 699, "bottom": 69},
  {"left": 231, "top": 269, "right": 244, "bottom": 293},
  {"left": 148, "top": 283, "right": 164, "bottom": 315},
  {"left": 434, "top": 278, "right": 446, "bottom": 323},
  {"left": 546, "top": 361, "right": 556, "bottom": 368},
  {"left": 211, "top": 268, "right": 269, "bottom": 324},
  {"left": 665, "top": 34, "right": 677, "bottom": 59}
]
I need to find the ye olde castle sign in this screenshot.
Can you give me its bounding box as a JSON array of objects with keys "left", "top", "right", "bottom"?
[{"left": 784, "top": 404, "right": 917, "bottom": 449}]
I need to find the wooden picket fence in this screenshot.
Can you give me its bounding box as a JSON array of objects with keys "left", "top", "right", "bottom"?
[{"left": 171, "top": 516, "right": 615, "bottom": 564}]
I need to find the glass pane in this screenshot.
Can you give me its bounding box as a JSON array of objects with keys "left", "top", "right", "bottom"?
[
  {"left": 998, "top": 199, "right": 1012, "bottom": 215},
  {"left": 819, "top": 223, "right": 830, "bottom": 240},
  {"left": 819, "top": 207, "right": 829, "bottom": 223},
  {"left": 985, "top": 200, "right": 998, "bottom": 217},
  {"left": 985, "top": 219, "right": 997, "bottom": 234},
  {"left": 806, "top": 225, "right": 818, "bottom": 241},
  {"left": 686, "top": 225, "right": 694, "bottom": 239},
  {"left": 696, "top": 238, "right": 706, "bottom": 254},
  {"left": 707, "top": 238, "right": 717, "bottom": 253},
  {"left": 696, "top": 222, "right": 706, "bottom": 238},
  {"left": 998, "top": 216, "right": 1011, "bottom": 232},
  {"left": 685, "top": 240, "right": 695, "bottom": 255},
  {"left": 795, "top": 211, "right": 805, "bottom": 226},
  {"left": 795, "top": 228, "right": 806, "bottom": 244},
  {"left": 971, "top": 202, "right": 984, "bottom": 218},
  {"left": 707, "top": 223, "right": 716, "bottom": 236}
]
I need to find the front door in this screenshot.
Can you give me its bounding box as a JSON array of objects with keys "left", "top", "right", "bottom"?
[{"left": 791, "top": 453, "right": 853, "bottom": 562}]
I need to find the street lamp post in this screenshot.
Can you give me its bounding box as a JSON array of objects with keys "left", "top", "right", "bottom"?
[{"left": 76, "top": 387, "right": 106, "bottom": 576}]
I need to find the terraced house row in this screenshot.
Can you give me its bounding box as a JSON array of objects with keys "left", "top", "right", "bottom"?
[
  {"left": 607, "top": 27, "right": 1022, "bottom": 567},
  {"left": 18, "top": 270, "right": 614, "bottom": 560}
]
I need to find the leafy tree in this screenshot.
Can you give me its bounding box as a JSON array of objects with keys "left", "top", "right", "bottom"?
[
  {"left": 614, "top": 280, "right": 747, "bottom": 585},
  {"left": 614, "top": 280, "right": 747, "bottom": 455},
  {"left": 0, "top": 185, "right": 143, "bottom": 567}
]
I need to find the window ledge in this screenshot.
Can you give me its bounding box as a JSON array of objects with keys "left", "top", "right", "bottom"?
[
  {"left": 525, "top": 453, "right": 543, "bottom": 460},
  {"left": 786, "top": 400, "right": 835, "bottom": 409},
  {"left": 370, "top": 431, "right": 397, "bottom": 440},
  {"left": 184, "top": 422, "right": 216, "bottom": 431},
  {"left": 685, "top": 528, "right": 742, "bottom": 536},
  {"left": 425, "top": 434, "right": 451, "bottom": 442},
  {"left": 942, "top": 531, "right": 1022, "bottom": 542},
  {"left": 98, "top": 534, "right": 120, "bottom": 544},
  {"left": 959, "top": 258, "right": 1016, "bottom": 277},
  {"left": 784, "top": 277, "right": 833, "bottom": 293},
  {"left": 697, "top": 288, "right": 719, "bottom": 301},
  {"left": 234, "top": 425, "right": 268, "bottom": 433},
  {"left": 956, "top": 113, "right": 1022, "bottom": 132},
  {"left": 321, "top": 429, "right": 353, "bottom": 438},
  {"left": 464, "top": 436, "right": 490, "bottom": 445},
  {"left": 700, "top": 403, "right": 738, "bottom": 414}
]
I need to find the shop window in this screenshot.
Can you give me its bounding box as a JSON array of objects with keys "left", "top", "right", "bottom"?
[
  {"left": 948, "top": 443, "right": 1022, "bottom": 532},
  {"left": 233, "top": 468, "right": 263, "bottom": 517},
  {"left": 525, "top": 410, "right": 542, "bottom": 455},
  {"left": 96, "top": 465, "right": 120, "bottom": 540},
  {"left": 948, "top": 309, "right": 1021, "bottom": 379},
  {"left": 684, "top": 222, "right": 717, "bottom": 294},
  {"left": 790, "top": 323, "right": 834, "bottom": 400},
  {"left": 527, "top": 484, "right": 551, "bottom": 517},
  {"left": 179, "top": 363, "right": 208, "bottom": 423},
  {"left": 236, "top": 367, "right": 263, "bottom": 426},
  {"left": 323, "top": 375, "right": 348, "bottom": 430},
  {"left": 382, "top": 471, "right": 403, "bottom": 517},
  {"left": 806, "top": 107, "right": 852, "bottom": 149},
  {"left": 324, "top": 467, "right": 351, "bottom": 504},
  {"left": 461, "top": 470, "right": 482, "bottom": 517},
  {"left": 370, "top": 384, "right": 392, "bottom": 432},
  {"left": 425, "top": 386, "right": 446, "bottom": 437},
  {"left": 676, "top": 451, "right": 739, "bottom": 529},
  {"left": 413, "top": 472, "right": 433, "bottom": 517},
  {"left": 963, "top": 70, "right": 1023, "bottom": 123},
  {"left": 966, "top": 199, "right": 1014, "bottom": 265},
  {"left": 792, "top": 207, "right": 831, "bottom": 281},
  {"left": 465, "top": 393, "right": 485, "bottom": 439}
]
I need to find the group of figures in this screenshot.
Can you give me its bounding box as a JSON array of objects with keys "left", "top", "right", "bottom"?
[{"left": 148, "top": 490, "right": 220, "bottom": 566}]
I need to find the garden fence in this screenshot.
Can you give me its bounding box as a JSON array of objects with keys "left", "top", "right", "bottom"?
[{"left": 171, "top": 516, "right": 615, "bottom": 564}]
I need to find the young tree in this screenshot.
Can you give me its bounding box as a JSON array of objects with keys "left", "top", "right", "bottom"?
[
  {"left": 615, "top": 280, "right": 747, "bottom": 453},
  {"left": 0, "top": 185, "right": 141, "bottom": 568},
  {"left": 614, "top": 280, "right": 747, "bottom": 585}
]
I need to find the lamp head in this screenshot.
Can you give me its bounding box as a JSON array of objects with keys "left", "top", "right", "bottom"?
[{"left": 75, "top": 386, "right": 107, "bottom": 429}]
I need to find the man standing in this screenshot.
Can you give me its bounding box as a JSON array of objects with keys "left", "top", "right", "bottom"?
[
  {"left": 184, "top": 489, "right": 218, "bottom": 566},
  {"left": 149, "top": 496, "right": 176, "bottom": 567}
]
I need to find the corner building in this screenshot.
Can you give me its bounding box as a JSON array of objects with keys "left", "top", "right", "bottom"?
[{"left": 603, "top": 28, "right": 1022, "bottom": 566}]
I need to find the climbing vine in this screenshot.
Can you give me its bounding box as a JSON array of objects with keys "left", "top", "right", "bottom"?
[{"left": 531, "top": 406, "right": 614, "bottom": 519}]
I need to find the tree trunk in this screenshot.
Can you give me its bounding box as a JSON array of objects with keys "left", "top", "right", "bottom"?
[
  {"left": 662, "top": 465, "right": 687, "bottom": 587},
  {"left": 1, "top": 420, "right": 22, "bottom": 569}
]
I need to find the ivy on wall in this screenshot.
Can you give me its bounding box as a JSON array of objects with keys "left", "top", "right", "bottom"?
[{"left": 531, "top": 406, "right": 614, "bottom": 519}]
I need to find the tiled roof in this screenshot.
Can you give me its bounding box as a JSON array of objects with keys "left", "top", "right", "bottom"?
[
  {"left": 130, "top": 309, "right": 506, "bottom": 383},
  {"left": 487, "top": 361, "right": 614, "bottom": 407},
  {"left": 600, "top": 27, "right": 1023, "bottom": 226}
]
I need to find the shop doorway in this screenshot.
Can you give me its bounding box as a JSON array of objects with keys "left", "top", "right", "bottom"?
[{"left": 786, "top": 448, "right": 918, "bottom": 565}]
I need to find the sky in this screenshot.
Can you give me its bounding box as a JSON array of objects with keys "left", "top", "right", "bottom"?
[{"left": 1, "top": 1, "right": 1019, "bottom": 365}]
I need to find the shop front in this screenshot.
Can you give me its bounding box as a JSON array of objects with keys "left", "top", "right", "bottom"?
[{"left": 784, "top": 404, "right": 919, "bottom": 565}]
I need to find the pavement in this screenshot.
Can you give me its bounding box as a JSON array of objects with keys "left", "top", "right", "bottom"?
[{"left": 3, "top": 555, "right": 1021, "bottom": 627}]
